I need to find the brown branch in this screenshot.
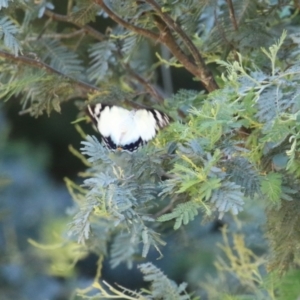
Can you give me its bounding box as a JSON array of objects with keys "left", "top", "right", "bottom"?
[
  {"left": 95, "top": 0, "right": 218, "bottom": 92},
  {"left": 153, "top": 18, "right": 198, "bottom": 74},
  {"left": 94, "top": 0, "right": 160, "bottom": 41},
  {"left": 0, "top": 50, "right": 150, "bottom": 110},
  {"left": 226, "top": 0, "right": 238, "bottom": 31},
  {"left": 294, "top": 0, "right": 300, "bottom": 9},
  {"left": 154, "top": 195, "right": 178, "bottom": 218},
  {"left": 46, "top": 9, "right": 163, "bottom": 103},
  {"left": 44, "top": 9, "right": 105, "bottom": 41},
  {"left": 0, "top": 50, "right": 99, "bottom": 94},
  {"left": 154, "top": 16, "right": 218, "bottom": 92},
  {"left": 145, "top": 0, "right": 218, "bottom": 91},
  {"left": 92, "top": 1, "right": 212, "bottom": 89},
  {"left": 145, "top": 0, "right": 202, "bottom": 66},
  {"left": 122, "top": 62, "right": 164, "bottom": 103}
]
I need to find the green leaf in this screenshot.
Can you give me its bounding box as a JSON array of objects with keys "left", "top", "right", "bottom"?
[
  {"left": 261, "top": 172, "right": 282, "bottom": 204},
  {"left": 198, "top": 177, "right": 222, "bottom": 201},
  {"left": 157, "top": 201, "right": 199, "bottom": 230},
  {"left": 176, "top": 178, "right": 201, "bottom": 193}
]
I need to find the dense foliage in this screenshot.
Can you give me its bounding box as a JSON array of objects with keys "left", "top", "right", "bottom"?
[{"left": 1, "top": 0, "right": 300, "bottom": 299}]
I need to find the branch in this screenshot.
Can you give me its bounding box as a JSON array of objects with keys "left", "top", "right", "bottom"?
[
  {"left": 124, "top": 63, "right": 164, "bottom": 102},
  {"left": 145, "top": 0, "right": 218, "bottom": 91},
  {"left": 46, "top": 9, "right": 163, "bottom": 103},
  {"left": 154, "top": 16, "right": 218, "bottom": 92},
  {"left": 94, "top": 0, "right": 160, "bottom": 41},
  {"left": 0, "top": 53, "right": 159, "bottom": 111},
  {"left": 154, "top": 195, "right": 178, "bottom": 218},
  {"left": 145, "top": 0, "right": 201, "bottom": 66},
  {"left": 294, "top": 0, "right": 300, "bottom": 9},
  {"left": 95, "top": 0, "right": 218, "bottom": 92},
  {"left": 0, "top": 50, "right": 99, "bottom": 94},
  {"left": 226, "top": 0, "right": 238, "bottom": 31},
  {"left": 44, "top": 9, "right": 105, "bottom": 41},
  {"left": 25, "top": 29, "right": 86, "bottom": 41}
]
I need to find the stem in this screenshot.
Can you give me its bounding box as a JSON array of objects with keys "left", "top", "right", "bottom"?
[
  {"left": 94, "top": 0, "right": 159, "bottom": 41},
  {"left": 154, "top": 16, "right": 217, "bottom": 91},
  {"left": 160, "top": 45, "right": 173, "bottom": 95},
  {"left": 44, "top": 9, "right": 105, "bottom": 41},
  {"left": 226, "top": 0, "right": 238, "bottom": 31},
  {"left": 46, "top": 9, "right": 162, "bottom": 102},
  {"left": 145, "top": 0, "right": 218, "bottom": 91},
  {"left": 124, "top": 63, "right": 164, "bottom": 102},
  {"left": 0, "top": 50, "right": 99, "bottom": 94},
  {"left": 25, "top": 29, "right": 85, "bottom": 41},
  {"left": 94, "top": 0, "right": 218, "bottom": 92},
  {"left": 145, "top": 0, "right": 201, "bottom": 66}
]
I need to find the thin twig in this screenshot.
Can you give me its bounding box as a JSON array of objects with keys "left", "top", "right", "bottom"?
[
  {"left": 145, "top": 0, "right": 202, "bottom": 67},
  {"left": 25, "top": 29, "right": 86, "bottom": 41},
  {"left": 44, "top": 9, "right": 105, "bottom": 41},
  {"left": 214, "top": 7, "right": 238, "bottom": 61},
  {"left": 226, "top": 0, "right": 238, "bottom": 31},
  {"left": 94, "top": 0, "right": 160, "bottom": 41},
  {"left": 154, "top": 196, "right": 178, "bottom": 218},
  {"left": 123, "top": 63, "right": 164, "bottom": 103},
  {"left": 0, "top": 50, "right": 99, "bottom": 94},
  {"left": 154, "top": 16, "right": 218, "bottom": 91}
]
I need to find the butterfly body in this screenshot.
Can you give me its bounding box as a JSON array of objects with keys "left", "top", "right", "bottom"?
[{"left": 87, "top": 104, "right": 169, "bottom": 152}]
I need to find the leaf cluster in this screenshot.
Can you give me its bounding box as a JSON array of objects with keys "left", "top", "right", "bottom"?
[{"left": 69, "top": 136, "right": 168, "bottom": 267}]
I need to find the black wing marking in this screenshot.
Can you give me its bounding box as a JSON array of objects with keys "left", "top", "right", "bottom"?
[
  {"left": 122, "top": 137, "right": 145, "bottom": 152},
  {"left": 87, "top": 104, "right": 109, "bottom": 125},
  {"left": 149, "top": 109, "right": 170, "bottom": 130},
  {"left": 103, "top": 136, "right": 145, "bottom": 152}
]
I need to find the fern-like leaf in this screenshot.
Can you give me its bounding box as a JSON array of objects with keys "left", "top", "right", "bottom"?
[
  {"left": 205, "top": 0, "right": 271, "bottom": 52},
  {"left": 255, "top": 82, "right": 297, "bottom": 127},
  {"left": 87, "top": 41, "right": 116, "bottom": 83},
  {"left": 69, "top": 199, "right": 97, "bottom": 244},
  {"left": 210, "top": 181, "right": 244, "bottom": 218},
  {"left": 39, "top": 39, "right": 84, "bottom": 76},
  {"left": 260, "top": 172, "right": 282, "bottom": 205},
  {"left": 80, "top": 135, "right": 112, "bottom": 164},
  {"left": 141, "top": 227, "right": 166, "bottom": 258},
  {"left": 0, "top": 16, "right": 21, "bottom": 55},
  {"left": 157, "top": 201, "right": 199, "bottom": 230},
  {"left": 110, "top": 232, "right": 138, "bottom": 269},
  {"left": 70, "top": 1, "right": 99, "bottom": 25},
  {"left": 224, "top": 157, "right": 261, "bottom": 198},
  {"left": 139, "top": 262, "right": 191, "bottom": 300},
  {"left": 37, "top": 1, "right": 55, "bottom": 18}
]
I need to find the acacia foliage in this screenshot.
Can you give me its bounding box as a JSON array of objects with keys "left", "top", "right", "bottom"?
[{"left": 1, "top": 0, "right": 300, "bottom": 299}]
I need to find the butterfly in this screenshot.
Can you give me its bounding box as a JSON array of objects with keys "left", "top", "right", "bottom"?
[{"left": 87, "top": 104, "right": 170, "bottom": 152}]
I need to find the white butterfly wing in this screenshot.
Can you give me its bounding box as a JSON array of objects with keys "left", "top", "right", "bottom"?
[
  {"left": 134, "top": 109, "right": 157, "bottom": 142},
  {"left": 87, "top": 104, "right": 170, "bottom": 152},
  {"left": 97, "top": 106, "right": 132, "bottom": 145}
]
